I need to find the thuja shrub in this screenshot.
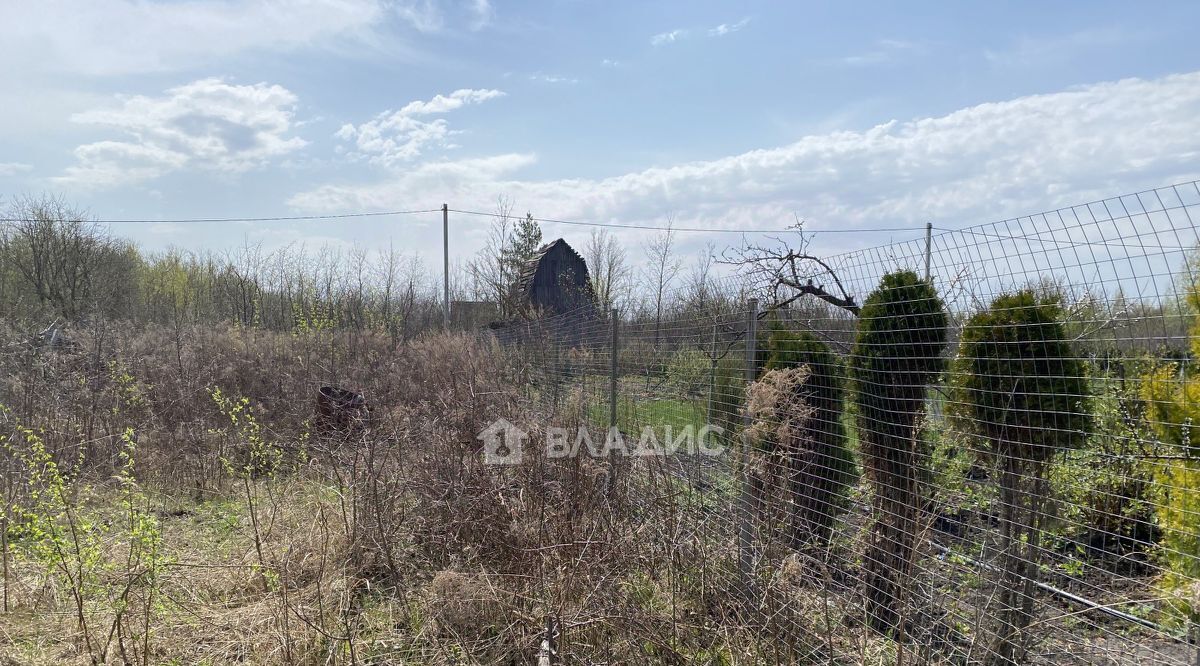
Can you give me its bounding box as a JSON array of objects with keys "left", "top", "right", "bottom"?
[
  {"left": 765, "top": 327, "right": 858, "bottom": 549},
  {"left": 950, "top": 290, "right": 1089, "bottom": 665},
  {"left": 848, "top": 270, "right": 947, "bottom": 634},
  {"left": 710, "top": 355, "right": 745, "bottom": 444}
]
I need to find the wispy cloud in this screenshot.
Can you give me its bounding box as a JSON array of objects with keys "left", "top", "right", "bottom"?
[
  {"left": 984, "top": 27, "right": 1139, "bottom": 67},
  {"left": 393, "top": 0, "right": 444, "bottom": 33},
  {"left": 601, "top": 58, "right": 621, "bottom": 67},
  {"left": 651, "top": 29, "right": 686, "bottom": 46},
  {"left": 529, "top": 73, "right": 578, "bottom": 84},
  {"left": 0, "top": 0, "right": 392, "bottom": 76},
  {"left": 335, "top": 88, "right": 505, "bottom": 166},
  {"left": 468, "top": 0, "right": 494, "bottom": 31},
  {"left": 840, "top": 38, "right": 919, "bottom": 66},
  {"left": 0, "top": 162, "right": 32, "bottom": 176},
  {"left": 708, "top": 17, "right": 750, "bottom": 37},
  {"left": 57, "top": 78, "right": 306, "bottom": 189},
  {"left": 653, "top": 17, "right": 751, "bottom": 46}
]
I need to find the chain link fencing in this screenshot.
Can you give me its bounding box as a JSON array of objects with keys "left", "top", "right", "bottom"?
[{"left": 491, "top": 182, "right": 1200, "bottom": 665}]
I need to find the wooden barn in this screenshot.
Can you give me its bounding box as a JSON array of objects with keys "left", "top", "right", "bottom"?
[{"left": 514, "top": 238, "right": 596, "bottom": 316}]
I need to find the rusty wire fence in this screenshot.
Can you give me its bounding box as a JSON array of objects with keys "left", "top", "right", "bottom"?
[{"left": 493, "top": 181, "right": 1200, "bottom": 665}]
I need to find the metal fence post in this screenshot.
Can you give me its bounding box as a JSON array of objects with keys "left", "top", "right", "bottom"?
[
  {"left": 706, "top": 320, "right": 717, "bottom": 426},
  {"left": 1192, "top": 623, "right": 1200, "bottom": 666},
  {"left": 537, "top": 615, "right": 558, "bottom": 665},
  {"left": 737, "top": 298, "right": 759, "bottom": 593},
  {"left": 609, "top": 309, "right": 619, "bottom": 429}
]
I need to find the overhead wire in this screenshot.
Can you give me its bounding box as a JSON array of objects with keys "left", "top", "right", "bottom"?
[
  {"left": 446, "top": 207, "right": 921, "bottom": 235},
  {"left": 0, "top": 206, "right": 922, "bottom": 235},
  {"left": 0, "top": 208, "right": 442, "bottom": 224},
  {"left": 3, "top": 175, "right": 1195, "bottom": 238}
]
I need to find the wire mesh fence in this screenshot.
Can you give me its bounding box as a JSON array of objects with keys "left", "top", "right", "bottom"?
[{"left": 490, "top": 182, "right": 1200, "bottom": 665}]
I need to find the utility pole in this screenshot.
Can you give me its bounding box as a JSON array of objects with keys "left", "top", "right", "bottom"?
[
  {"left": 443, "top": 203, "right": 450, "bottom": 329},
  {"left": 924, "top": 222, "right": 933, "bottom": 282}
]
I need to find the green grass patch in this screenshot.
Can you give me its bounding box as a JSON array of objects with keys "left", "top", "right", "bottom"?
[{"left": 587, "top": 393, "right": 709, "bottom": 435}]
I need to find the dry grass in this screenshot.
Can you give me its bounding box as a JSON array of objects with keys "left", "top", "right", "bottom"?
[
  {"left": 2, "top": 323, "right": 1186, "bottom": 665},
  {"left": 0, "top": 325, "right": 767, "bottom": 664}
]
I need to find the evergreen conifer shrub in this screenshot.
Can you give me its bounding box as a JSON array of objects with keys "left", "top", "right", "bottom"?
[
  {"left": 848, "top": 270, "right": 947, "bottom": 634},
  {"left": 951, "top": 290, "right": 1089, "bottom": 664}
]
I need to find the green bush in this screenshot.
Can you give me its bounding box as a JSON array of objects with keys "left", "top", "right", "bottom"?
[
  {"left": 848, "top": 270, "right": 947, "bottom": 634},
  {"left": 710, "top": 354, "right": 746, "bottom": 444},
  {"left": 1050, "top": 359, "right": 1159, "bottom": 571},
  {"left": 765, "top": 327, "right": 857, "bottom": 549},
  {"left": 704, "top": 326, "right": 771, "bottom": 443},
  {"left": 666, "top": 348, "right": 711, "bottom": 398},
  {"left": 950, "top": 290, "right": 1089, "bottom": 664},
  {"left": 1141, "top": 280, "right": 1200, "bottom": 626}
]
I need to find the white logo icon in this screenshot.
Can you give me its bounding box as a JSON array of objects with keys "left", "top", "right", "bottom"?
[{"left": 477, "top": 418, "right": 527, "bottom": 465}]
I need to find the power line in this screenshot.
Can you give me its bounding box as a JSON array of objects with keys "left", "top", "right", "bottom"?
[
  {"left": 447, "top": 207, "right": 920, "bottom": 234},
  {"left": 2, "top": 178, "right": 1195, "bottom": 235},
  {"left": 0, "top": 208, "right": 442, "bottom": 224},
  {"left": 0, "top": 204, "right": 926, "bottom": 234}
]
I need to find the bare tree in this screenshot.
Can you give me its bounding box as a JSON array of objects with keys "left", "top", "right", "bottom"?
[
  {"left": 721, "top": 222, "right": 860, "bottom": 318},
  {"left": 681, "top": 241, "right": 717, "bottom": 313},
  {"left": 715, "top": 221, "right": 865, "bottom": 359},
  {"left": 376, "top": 243, "right": 404, "bottom": 341},
  {"left": 1, "top": 194, "right": 136, "bottom": 320},
  {"left": 377, "top": 246, "right": 428, "bottom": 341},
  {"left": 643, "top": 219, "right": 681, "bottom": 344},
  {"left": 584, "top": 229, "right": 631, "bottom": 313},
  {"left": 468, "top": 196, "right": 516, "bottom": 315}
]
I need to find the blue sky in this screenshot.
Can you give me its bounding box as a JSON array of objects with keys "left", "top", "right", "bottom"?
[{"left": 2, "top": 0, "right": 1200, "bottom": 265}]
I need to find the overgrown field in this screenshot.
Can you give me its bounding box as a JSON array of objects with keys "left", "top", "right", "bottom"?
[
  {"left": 2, "top": 300, "right": 1200, "bottom": 664},
  {"left": 0, "top": 324, "right": 851, "bottom": 665}
]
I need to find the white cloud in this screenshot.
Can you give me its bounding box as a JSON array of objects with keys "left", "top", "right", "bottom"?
[
  {"left": 290, "top": 153, "right": 536, "bottom": 211},
  {"left": 468, "top": 0, "right": 494, "bottom": 30},
  {"left": 654, "top": 18, "right": 750, "bottom": 46},
  {"left": 399, "top": 89, "right": 505, "bottom": 116},
  {"left": 708, "top": 17, "right": 750, "bottom": 37},
  {"left": 290, "top": 72, "right": 1200, "bottom": 242},
  {"left": 601, "top": 59, "right": 622, "bottom": 67},
  {"left": 651, "top": 29, "right": 687, "bottom": 46},
  {"left": 0, "top": 0, "right": 392, "bottom": 76},
  {"left": 57, "top": 78, "right": 306, "bottom": 188},
  {"left": 336, "top": 88, "right": 505, "bottom": 166},
  {"left": 0, "top": 162, "right": 33, "bottom": 176},
  {"left": 390, "top": 0, "right": 499, "bottom": 35},
  {"left": 529, "top": 73, "right": 578, "bottom": 84},
  {"left": 393, "top": 0, "right": 444, "bottom": 33}
]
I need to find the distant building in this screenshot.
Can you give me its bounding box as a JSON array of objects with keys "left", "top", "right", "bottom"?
[{"left": 513, "top": 238, "right": 596, "bottom": 316}]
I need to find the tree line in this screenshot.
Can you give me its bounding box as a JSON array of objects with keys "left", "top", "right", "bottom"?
[{"left": 1, "top": 195, "right": 732, "bottom": 335}]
